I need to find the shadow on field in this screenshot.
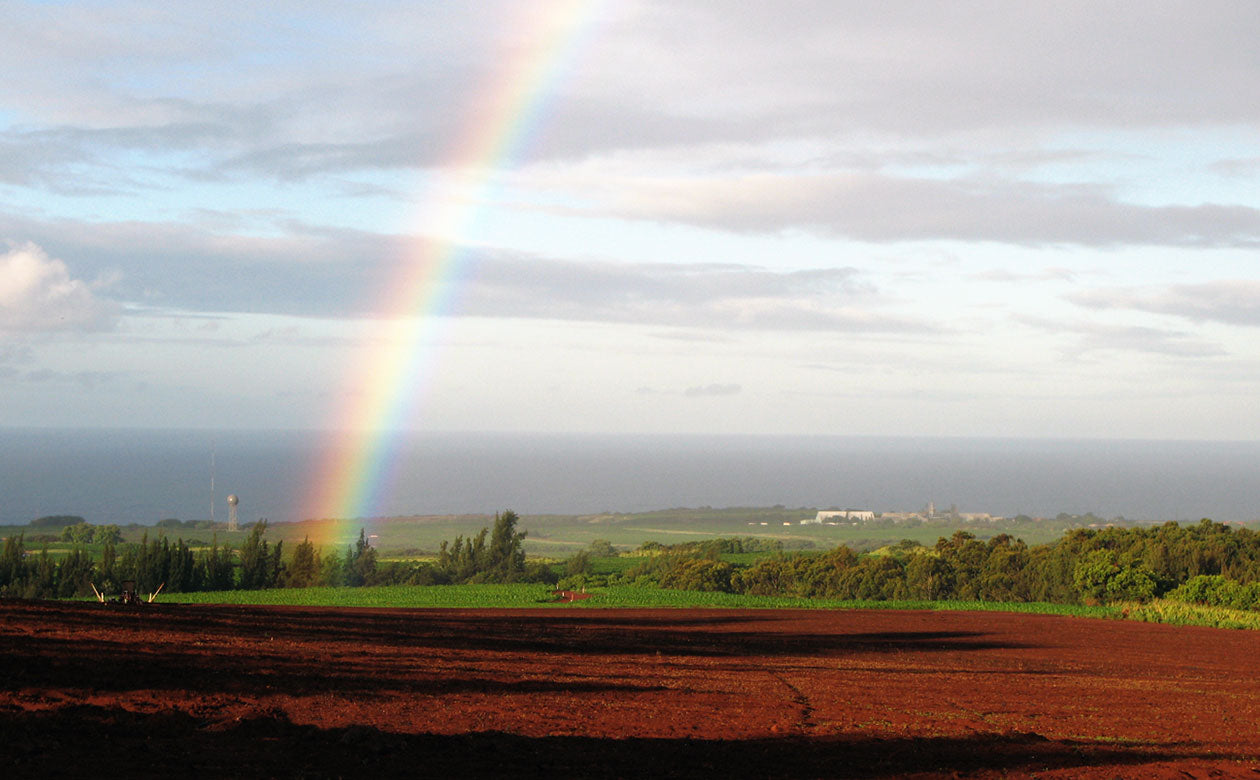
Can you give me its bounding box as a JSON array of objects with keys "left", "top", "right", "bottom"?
[
  {"left": 22, "top": 600, "right": 1034, "bottom": 658},
  {"left": 1, "top": 630, "right": 669, "bottom": 699},
  {"left": 2, "top": 705, "right": 1238, "bottom": 779},
  {"left": 3, "top": 636, "right": 666, "bottom": 698},
  {"left": 1, "top": 601, "right": 1030, "bottom": 699}
]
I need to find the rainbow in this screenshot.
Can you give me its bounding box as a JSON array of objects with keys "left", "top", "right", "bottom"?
[{"left": 301, "top": 0, "right": 606, "bottom": 548}]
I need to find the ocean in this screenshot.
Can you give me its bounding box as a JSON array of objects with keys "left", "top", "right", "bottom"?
[{"left": 0, "top": 428, "right": 1256, "bottom": 526}]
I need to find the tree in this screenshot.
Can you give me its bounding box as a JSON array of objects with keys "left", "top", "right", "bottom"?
[
  {"left": 93, "top": 524, "right": 122, "bottom": 545},
  {"left": 284, "top": 536, "right": 321, "bottom": 588},
  {"left": 935, "top": 531, "right": 988, "bottom": 599},
  {"left": 56, "top": 547, "right": 95, "bottom": 598},
  {"left": 319, "top": 547, "right": 345, "bottom": 586},
  {"left": 60, "top": 522, "right": 96, "bottom": 544},
  {"left": 167, "top": 538, "right": 199, "bottom": 592},
  {"left": 1073, "top": 549, "right": 1157, "bottom": 604},
  {"left": 565, "top": 550, "right": 592, "bottom": 577},
  {"left": 239, "top": 520, "right": 282, "bottom": 589},
  {"left": 587, "top": 539, "right": 617, "bottom": 558},
  {"left": 0, "top": 533, "right": 27, "bottom": 592},
  {"left": 977, "top": 535, "right": 1028, "bottom": 602},
  {"left": 905, "top": 552, "right": 954, "bottom": 600},
  {"left": 344, "top": 529, "right": 377, "bottom": 587},
  {"left": 31, "top": 515, "right": 85, "bottom": 529},
  {"left": 485, "top": 510, "right": 526, "bottom": 582},
  {"left": 430, "top": 511, "right": 544, "bottom": 585},
  {"left": 99, "top": 538, "right": 118, "bottom": 593},
  {"left": 31, "top": 546, "right": 57, "bottom": 597},
  {"left": 200, "top": 536, "right": 236, "bottom": 591},
  {"left": 1106, "top": 564, "right": 1157, "bottom": 602},
  {"left": 657, "top": 557, "right": 734, "bottom": 592}
]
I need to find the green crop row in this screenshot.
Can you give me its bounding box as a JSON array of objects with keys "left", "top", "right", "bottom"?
[
  {"left": 1118, "top": 599, "right": 1260, "bottom": 630},
  {"left": 159, "top": 584, "right": 562, "bottom": 608},
  {"left": 153, "top": 583, "right": 1120, "bottom": 619},
  {"left": 127, "top": 585, "right": 1260, "bottom": 630}
]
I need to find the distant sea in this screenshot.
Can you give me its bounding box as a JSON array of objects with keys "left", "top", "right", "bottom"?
[{"left": 0, "top": 428, "right": 1256, "bottom": 526}]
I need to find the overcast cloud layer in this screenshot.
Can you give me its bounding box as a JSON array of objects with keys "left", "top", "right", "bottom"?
[{"left": 1, "top": 1, "right": 1258, "bottom": 438}]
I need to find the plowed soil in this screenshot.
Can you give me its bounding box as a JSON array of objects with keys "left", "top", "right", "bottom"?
[{"left": 3, "top": 600, "right": 1259, "bottom": 778}]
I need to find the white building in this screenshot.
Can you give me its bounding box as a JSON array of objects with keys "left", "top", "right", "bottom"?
[{"left": 804, "top": 509, "right": 875, "bottom": 524}]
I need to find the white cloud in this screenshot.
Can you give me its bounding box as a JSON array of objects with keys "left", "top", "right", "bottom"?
[
  {"left": 606, "top": 173, "right": 1260, "bottom": 247},
  {"left": 684, "top": 383, "right": 741, "bottom": 398},
  {"left": 458, "top": 257, "right": 926, "bottom": 333},
  {"left": 1018, "top": 315, "right": 1227, "bottom": 359},
  {"left": 0, "top": 213, "right": 935, "bottom": 333},
  {"left": 0, "top": 242, "right": 119, "bottom": 334},
  {"left": 1210, "top": 157, "right": 1260, "bottom": 178},
  {"left": 1069, "top": 281, "right": 1260, "bottom": 327},
  {"left": 1, "top": 2, "right": 1259, "bottom": 438}
]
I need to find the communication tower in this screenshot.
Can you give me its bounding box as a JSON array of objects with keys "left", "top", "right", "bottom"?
[{"left": 227, "top": 494, "right": 239, "bottom": 532}]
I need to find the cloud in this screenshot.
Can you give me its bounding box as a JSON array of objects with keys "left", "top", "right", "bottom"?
[
  {"left": 0, "top": 342, "right": 33, "bottom": 365},
  {"left": 3, "top": 2, "right": 1257, "bottom": 188},
  {"left": 458, "top": 256, "right": 925, "bottom": 332},
  {"left": 20, "top": 368, "right": 120, "bottom": 388},
  {"left": 637, "top": 383, "right": 743, "bottom": 397},
  {"left": 1018, "top": 315, "right": 1227, "bottom": 358},
  {"left": 969, "top": 267, "right": 1077, "bottom": 283},
  {"left": 0, "top": 120, "right": 243, "bottom": 193},
  {"left": 1069, "top": 282, "right": 1260, "bottom": 327},
  {"left": 1209, "top": 158, "right": 1260, "bottom": 178},
  {"left": 684, "top": 383, "right": 742, "bottom": 398},
  {"left": 608, "top": 173, "right": 1260, "bottom": 248},
  {"left": 0, "top": 214, "right": 934, "bottom": 333},
  {"left": 0, "top": 242, "right": 120, "bottom": 334},
  {"left": 1073, "top": 325, "right": 1227, "bottom": 359},
  {"left": 622, "top": 2, "right": 1260, "bottom": 133}
]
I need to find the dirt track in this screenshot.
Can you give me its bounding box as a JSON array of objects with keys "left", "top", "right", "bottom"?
[{"left": 3, "top": 600, "right": 1259, "bottom": 778}]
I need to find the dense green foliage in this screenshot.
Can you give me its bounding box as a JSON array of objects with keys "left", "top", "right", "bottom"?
[
  {"left": 59, "top": 522, "right": 122, "bottom": 545},
  {"left": 0, "top": 510, "right": 562, "bottom": 599},
  {"left": 1122, "top": 598, "right": 1260, "bottom": 630},
  {"left": 0, "top": 528, "right": 239, "bottom": 598},
  {"left": 237, "top": 521, "right": 284, "bottom": 589},
  {"left": 1165, "top": 574, "right": 1260, "bottom": 611},
  {"left": 30, "top": 515, "right": 86, "bottom": 529},
  {"left": 636, "top": 537, "right": 783, "bottom": 556},
  {"left": 432, "top": 510, "right": 533, "bottom": 583},
  {"left": 561, "top": 520, "right": 1260, "bottom": 608},
  {"left": 10, "top": 516, "right": 1260, "bottom": 620}
]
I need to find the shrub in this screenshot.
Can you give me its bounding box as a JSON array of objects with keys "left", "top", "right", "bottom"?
[{"left": 1167, "top": 574, "right": 1260, "bottom": 611}]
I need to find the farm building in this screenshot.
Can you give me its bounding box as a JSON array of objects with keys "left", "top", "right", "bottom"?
[{"left": 804, "top": 509, "right": 875, "bottom": 524}]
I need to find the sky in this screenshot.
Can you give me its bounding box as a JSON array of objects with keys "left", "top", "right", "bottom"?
[{"left": 1, "top": 0, "right": 1258, "bottom": 439}]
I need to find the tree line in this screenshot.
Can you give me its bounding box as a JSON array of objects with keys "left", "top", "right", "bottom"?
[
  {"left": 6, "top": 515, "right": 1260, "bottom": 610},
  {"left": 595, "top": 519, "right": 1260, "bottom": 607},
  {"left": 0, "top": 510, "right": 549, "bottom": 599}
]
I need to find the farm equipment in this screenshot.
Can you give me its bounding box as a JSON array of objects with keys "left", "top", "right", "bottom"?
[{"left": 90, "top": 580, "right": 164, "bottom": 605}]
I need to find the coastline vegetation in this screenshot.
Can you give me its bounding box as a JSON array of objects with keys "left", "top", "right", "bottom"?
[{"left": 7, "top": 510, "right": 1260, "bottom": 629}]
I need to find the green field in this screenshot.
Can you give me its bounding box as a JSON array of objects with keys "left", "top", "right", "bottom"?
[
  {"left": 144, "top": 583, "right": 1260, "bottom": 629},
  {"left": 150, "top": 581, "right": 1114, "bottom": 616},
  {"left": 3, "top": 506, "right": 1102, "bottom": 560}
]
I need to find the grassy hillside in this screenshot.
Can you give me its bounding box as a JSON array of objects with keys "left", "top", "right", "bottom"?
[{"left": 4, "top": 506, "right": 1194, "bottom": 563}]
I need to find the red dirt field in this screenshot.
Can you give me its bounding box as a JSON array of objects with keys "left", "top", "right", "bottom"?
[{"left": 3, "top": 600, "right": 1259, "bottom": 778}]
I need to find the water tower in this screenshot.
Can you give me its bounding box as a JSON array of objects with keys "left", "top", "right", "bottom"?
[{"left": 227, "top": 494, "right": 240, "bottom": 532}]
